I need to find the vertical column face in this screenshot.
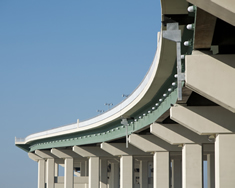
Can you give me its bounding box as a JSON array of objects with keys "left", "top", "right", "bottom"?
[
  {"left": 182, "top": 144, "right": 202, "bottom": 188},
  {"left": 153, "top": 152, "right": 170, "bottom": 188},
  {"left": 89, "top": 157, "right": 99, "bottom": 188},
  {"left": 110, "top": 163, "right": 119, "bottom": 188},
  {"left": 100, "top": 159, "right": 108, "bottom": 188},
  {"left": 120, "top": 156, "right": 133, "bottom": 188},
  {"left": 215, "top": 134, "right": 235, "bottom": 188},
  {"left": 54, "top": 163, "right": 59, "bottom": 177},
  {"left": 47, "top": 159, "right": 55, "bottom": 188},
  {"left": 207, "top": 154, "right": 215, "bottom": 188},
  {"left": 64, "top": 158, "right": 74, "bottom": 188},
  {"left": 80, "top": 161, "right": 86, "bottom": 176},
  {"left": 172, "top": 158, "right": 182, "bottom": 188},
  {"left": 38, "top": 160, "right": 45, "bottom": 188},
  {"left": 139, "top": 160, "right": 148, "bottom": 188}
]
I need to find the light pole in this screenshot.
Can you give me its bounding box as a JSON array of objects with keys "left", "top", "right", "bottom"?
[
  {"left": 104, "top": 103, "right": 113, "bottom": 110},
  {"left": 97, "top": 110, "right": 104, "bottom": 114}
]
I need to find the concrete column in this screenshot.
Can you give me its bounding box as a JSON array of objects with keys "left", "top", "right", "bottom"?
[
  {"left": 38, "top": 159, "right": 45, "bottom": 188},
  {"left": 80, "top": 161, "right": 86, "bottom": 176},
  {"left": 64, "top": 158, "right": 74, "bottom": 188},
  {"left": 215, "top": 134, "right": 235, "bottom": 188},
  {"left": 207, "top": 154, "right": 215, "bottom": 188},
  {"left": 120, "top": 156, "right": 133, "bottom": 188},
  {"left": 139, "top": 160, "right": 148, "bottom": 188},
  {"left": 110, "top": 162, "right": 119, "bottom": 188},
  {"left": 85, "top": 160, "right": 89, "bottom": 176},
  {"left": 55, "top": 163, "right": 58, "bottom": 177},
  {"left": 153, "top": 152, "right": 169, "bottom": 188},
  {"left": 47, "top": 158, "right": 55, "bottom": 188},
  {"left": 89, "top": 157, "right": 99, "bottom": 188},
  {"left": 182, "top": 144, "right": 202, "bottom": 188},
  {"left": 172, "top": 158, "right": 182, "bottom": 188},
  {"left": 100, "top": 159, "right": 108, "bottom": 188}
]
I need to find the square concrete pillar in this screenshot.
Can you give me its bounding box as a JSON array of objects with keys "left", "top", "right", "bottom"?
[
  {"left": 55, "top": 163, "right": 58, "bottom": 177},
  {"left": 47, "top": 158, "right": 55, "bottom": 188},
  {"left": 120, "top": 156, "right": 133, "bottom": 188},
  {"left": 64, "top": 158, "right": 74, "bottom": 188},
  {"left": 38, "top": 159, "right": 45, "bottom": 188},
  {"left": 100, "top": 159, "right": 108, "bottom": 188},
  {"left": 110, "top": 162, "right": 119, "bottom": 188},
  {"left": 139, "top": 160, "right": 148, "bottom": 188},
  {"left": 172, "top": 158, "right": 182, "bottom": 188},
  {"left": 89, "top": 157, "right": 99, "bottom": 188},
  {"left": 153, "top": 152, "right": 170, "bottom": 188},
  {"left": 215, "top": 134, "right": 235, "bottom": 188},
  {"left": 207, "top": 154, "right": 215, "bottom": 188},
  {"left": 182, "top": 144, "right": 202, "bottom": 188},
  {"left": 80, "top": 161, "right": 86, "bottom": 176}
]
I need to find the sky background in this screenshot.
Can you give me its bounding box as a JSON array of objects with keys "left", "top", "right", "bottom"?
[
  {"left": 0, "top": 0, "right": 161, "bottom": 187},
  {"left": 0, "top": 1, "right": 207, "bottom": 187}
]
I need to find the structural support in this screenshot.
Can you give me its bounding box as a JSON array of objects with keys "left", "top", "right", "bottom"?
[
  {"left": 80, "top": 161, "right": 87, "bottom": 176},
  {"left": 207, "top": 154, "right": 215, "bottom": 188},
  {"left": 100, "top": 159, "right": 108, "bottom": 188},
  {"left": 163, "top": 22, "right": 183, "bottom": 100},
  {"left": 172, "top": 158, "right": 182, "bottom": 188},
  {"left": 55, "top": 163, "right": 58, "bottom": 177},
  {"left": 153, "top": 152, "right": 170, "bottom": 188},
  {"left": 185, "top": 52, "right": 235, "bottom": 113},
  {"left": 47, "top": 158, "right": 55, "bottom": 188},
  {"left": 110, "top": 162, "right": 119, "bottom": 188},
  {"left": 64, "top": 158, "right": 74, "bottom": 188},
  {"left": 89, "top": 157, "right": 99, "bottom": 188},
  {"left": 182, "top": 144, "right": 202, "bottom": 188},
  {"left": 120, "top": 156, "right": 133, "bottom": 188},
  {"left": 170, "top": 105, "right": 235, "bottom": 135},
  {"left": 38, "top": 159, "right": 45, "bottom": 188},
  {"left": 139, "top": 160, "right": 148, "bottom": 188},
  {"left": 215, "top": 134, "right": 235, "bottom": 188}
]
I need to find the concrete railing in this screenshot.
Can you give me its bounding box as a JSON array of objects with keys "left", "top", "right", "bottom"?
[{"left": 15, "top": 33, "right": 161, "bottom": 143}]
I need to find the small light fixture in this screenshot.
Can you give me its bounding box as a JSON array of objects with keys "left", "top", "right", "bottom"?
[{"left": 187, "top": 5, "right": 196, "bottom": 12}]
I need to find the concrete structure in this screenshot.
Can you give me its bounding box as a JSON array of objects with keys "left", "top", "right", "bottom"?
[{"left": 16, "top": 0, "right": 235, "bottom": 188}]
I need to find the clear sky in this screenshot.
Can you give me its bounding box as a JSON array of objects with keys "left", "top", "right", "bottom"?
[{"left": 0, "top": 0, "right": 161, "bottom": 187}]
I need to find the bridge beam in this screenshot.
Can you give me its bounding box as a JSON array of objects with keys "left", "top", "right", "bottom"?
[
  {"left": 150, "top": 123, "right": 210, "bottom": 145},
  {"left": 185, "top": 52, "right": 235, "bottom": 113},
  {"left": 129, "top": 134, "right": 181, "bottom": 152},
  {"left": 73, "top": 146, "right": 111, "bottom": 157},
  {"left": 170, "top": 105, "right": 235, "bottom": 135},
  {"left": 187, "top": 0, "right": 235, "bottom": 26}
]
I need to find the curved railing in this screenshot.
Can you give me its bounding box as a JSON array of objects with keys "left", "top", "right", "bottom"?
[{"left": 16, "top": 34, "right": 160, "bottom": 143}]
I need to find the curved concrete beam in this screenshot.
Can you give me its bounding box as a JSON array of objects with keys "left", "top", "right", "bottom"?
[{"left": 170, "top": 104, "right": 235, "bottom": 135}]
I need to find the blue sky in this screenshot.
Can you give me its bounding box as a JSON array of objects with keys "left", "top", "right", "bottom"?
[{"left": 0, "top": 0, "right": 161, "bottom": 187}]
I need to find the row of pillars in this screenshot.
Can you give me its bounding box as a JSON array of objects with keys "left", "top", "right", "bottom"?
[{"left": 36, "top": 147, "right": 215, "bottom": 188}]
